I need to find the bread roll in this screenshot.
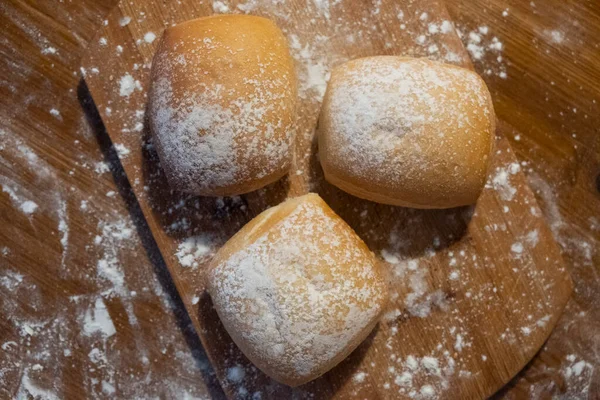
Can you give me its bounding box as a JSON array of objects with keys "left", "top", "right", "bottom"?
[
  {"left": 207, "top": 193, "right": 388, "bottom": 386},
  {"left": 148, "top": 15, "right": 297, "bottom": 196},
  {"left": 318, "top": 56, "right": 495, "bottom": 209}
]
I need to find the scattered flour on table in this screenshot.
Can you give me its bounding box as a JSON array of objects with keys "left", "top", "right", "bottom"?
[
  {"left": 88, "top": 347, "right": 107, "bottom": 364},
  {"left": 101, "top": 381, "right": 116, "bottom": 396},
  {"left": 387, "top": 354, "right": 456, "bottom": 398},
  {"left": 119, "top": 16, "right": 131, "bottom": 27},
  {"left": 114, "top": 143, "right": 130, "bottom": 158},
  {"left": 144, "top": 32, "right": 156, "bottom": 44},
  {"left": 95, "top": 219, "right": 133, "bottom": 296},
  {"left": 94, "top": 161, "right": 110, "bottom": 174},
  {"left": 457, "top": 25, "right": 507, "bottom": 79},
  {"left": 82, "top": 297, "right": 116, "bottom": 338},
  {"left": 97, "top": 256, "right": 126, "bottom": 293},
  {"left": 175, "top": 236, "right": 213, "bottom": 268},
  {"left": 353, "top": 371, "right": 367, "bottom": 383},
  {"left": 119, "top": 74, "right": 142, "bottom": 97},
  {"left": 526, "top": 172, "right": 564, "bottom": 235},
  {"left": 312, "top": 0, "right": 331, "bottom": 20},
  {"left": 559, "top": 354, "right": 595, "bottom": 398},
  {"left": 226, "top": 365, "right": 246, "bottom": 383},
  {"left": 1, "top": 184, "right": 38, "bottom": 215},
  {"left": 212, "top": 1, "right": 230, "bottom": 13},
  {"left": 21, "top": 200, "right": 38, "bottom": 214},
  {"left": 41, "top": 46, "right": 57, "bottom": 55},
  {"left": 563, "top": 355, "right": 593, "bottom": 380},
  {"left": 384, "top": 255, "right": 450, "bottom": 319},
  {"left": 511, "top": 242, "right": 523, "bottom": 254},
  {"left": 1, "top": 7, "right": 218, "bottom": 399},
  {"left": 93, "top": 217, "right": 153, "bottom": 331},
  {"left": 232, "top": 0, "right": 258, "bottom": 13},
  {"left": 545, "top": 29, "right": 565, "bottom": 44},
  {"left": 525, "top": 229, "right": 539, "bottom": 247},
  {"left": 8, "top": 134, "right": 54, "bottom": 179},
  {"left": 57, "top": 200, "right": 69, "bottom": 267},
  {"left": 287, "top": 34, "right": 332, "bottom": 101},
  {"left": 0, "top": 270, "right": 24, "bottom": 295},
  {"left": 15, "top": 368, "right": 61, "bottom": 400},
  {"left": 9, "top": 1, "right": 593, "bottom": 398},
  {"left": 488, "top": 165, "right": 519, "bottom": 201}
]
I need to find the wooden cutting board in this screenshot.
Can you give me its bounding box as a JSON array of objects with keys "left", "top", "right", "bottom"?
[{"left": 80, "top": 0, "right": 572, "bottom": 398}]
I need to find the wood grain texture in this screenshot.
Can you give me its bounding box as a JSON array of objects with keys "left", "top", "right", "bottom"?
[
  {"left": 80, "top": 1, "right": 572, "bottom": 399},
  {"left": 2, "top": 0, "right": 597, "bottom": 399},
  {"left": 445, "top": 1, "right": 600, "bottom": 398},
  {"left": 0, "top": 1, "right": 222, "bottom": 399}
]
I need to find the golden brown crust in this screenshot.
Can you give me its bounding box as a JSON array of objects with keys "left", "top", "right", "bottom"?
[
  {"left": 318, "top": 56, "right": 495, "bottom": 209},
  {"left": 148, "top": 15, "right": 297, "bottom": 196},
  {"left": 207, "top": 194, "right": 388, "bottom": 386}
]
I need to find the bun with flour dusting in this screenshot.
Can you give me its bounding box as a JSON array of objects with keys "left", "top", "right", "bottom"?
[
  {"left": 318, "top": 56, "right": 495, "bottom": 209},
  {"left": 207, "top": 193, "right": 388, "bottom": 386},
  {"left": 148, "top": 15, "right": 297, "bottom": 196}
]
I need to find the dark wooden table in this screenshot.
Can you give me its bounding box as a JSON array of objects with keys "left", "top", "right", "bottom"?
[{"left": 1, "top": 0, "right": 598, "bottom": 398}]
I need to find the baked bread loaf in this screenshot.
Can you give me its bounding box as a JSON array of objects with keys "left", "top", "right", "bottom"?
[
  {"left": 318, "top": 56, "right": 495, "bottom": 209},
  {"left": 148, "top": 15, "right": 297, "bottom": 196},
  {"left": 207, "top": 193, "right": 388, "bottom": 386}
]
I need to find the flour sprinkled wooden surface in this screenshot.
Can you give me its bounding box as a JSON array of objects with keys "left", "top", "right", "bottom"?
[{"left": 80, "top": 0, "right": 573, "bottom": 398}]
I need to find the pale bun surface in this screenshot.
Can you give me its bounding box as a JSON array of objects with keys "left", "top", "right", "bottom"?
[
  {"left": 318, "top": 56, "right": 495, "bottom": 209},
  {"left": 148, "top": 15, "right": 297, "bottom": 196},
  {"left": 207, "top": 193, "right": 388, "bottom": 386}
]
